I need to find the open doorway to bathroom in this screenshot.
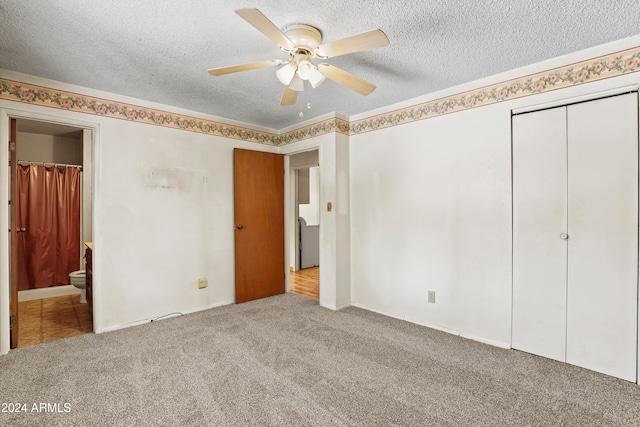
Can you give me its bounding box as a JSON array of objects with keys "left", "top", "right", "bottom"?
[
  {"left": 288, "top": 150, "right": 320, "bottom": 301},
  {"left": 9, "top": 118, "right": 93, "bottom": 349}
]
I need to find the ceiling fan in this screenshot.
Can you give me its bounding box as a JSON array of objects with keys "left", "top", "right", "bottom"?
[{"left": 208, "top": 9, "right": 390, "bottom": 106}]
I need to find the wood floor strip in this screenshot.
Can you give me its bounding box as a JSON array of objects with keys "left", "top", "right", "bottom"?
[{"left": 290, "top": 267, "right": 319, "bottom": 301}]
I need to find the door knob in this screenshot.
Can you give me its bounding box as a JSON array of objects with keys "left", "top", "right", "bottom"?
[
  {"left": 560, "top": 233, "right": 569, "bottom": 240},
  {"left": 236, "top": 224, "right": 245, "bottom": 230}
]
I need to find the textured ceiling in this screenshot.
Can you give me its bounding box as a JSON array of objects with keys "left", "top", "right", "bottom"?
[{"left": 1, "top": 1, "right": 640, "bottom": 129}]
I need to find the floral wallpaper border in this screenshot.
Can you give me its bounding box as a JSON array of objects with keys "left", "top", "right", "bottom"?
[
  {"left": 1, "top": 44, "right": 640, "bottom": 145},
  {"left": 0, "top": 78, "right": 279, "bottom": 145},
  {"left": 349, "top": 45, "right": 640, "bottom": 135},
  {"left": 279, "top": 117, "right": 350, "bottom": 145}
]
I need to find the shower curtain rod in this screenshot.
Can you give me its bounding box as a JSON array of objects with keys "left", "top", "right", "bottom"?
[{"left": 18, "top": 160, "right": 83, "bottom": 170}]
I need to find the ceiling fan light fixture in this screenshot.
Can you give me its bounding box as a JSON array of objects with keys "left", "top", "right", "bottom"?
[
  {"left": 296, "top": 58, "right": 324, "bottom": 88},
  {"left": 276, "top": 62, "right": 297, "bottom": 85},
  {"left": 309, "top": 70, "right": 325, "bottom": 89},
  {"left": 289, "top": 74, "right": 305, "bottom": 92},
  {"left": 297, "top": 59, "right": 314, "bottom": 80},
  {"left": 308, "top": 68, "right": 326, "bottom": 88}
]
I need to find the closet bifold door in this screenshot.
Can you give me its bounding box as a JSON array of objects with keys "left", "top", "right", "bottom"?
[
  {"left": 566, "top": 93, "right": 638, "bottom": 382},
  {"left": 512, "top": 106, "right": 568, "bottom": 362}
]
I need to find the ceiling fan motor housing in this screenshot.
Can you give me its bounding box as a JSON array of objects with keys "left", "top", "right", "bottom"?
[{"left": 283, "top": 24, "right": 322, "bottom": 53}]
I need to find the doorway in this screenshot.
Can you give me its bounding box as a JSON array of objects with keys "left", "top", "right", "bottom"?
[
  {"left": 9, "top": 118, "right": 94, "bottom": 348},
  {"left": 288, "top": 150, "right": 320, "bottom": 301}
]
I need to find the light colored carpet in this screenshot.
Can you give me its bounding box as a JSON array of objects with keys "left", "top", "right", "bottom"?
[{"left": 1, "top": 293, "right": 640, "bottom": 426}]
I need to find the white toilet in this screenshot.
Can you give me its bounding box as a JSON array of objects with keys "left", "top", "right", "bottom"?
[{"left": 69, "top": 270, "right": 87, "bottom": 303}]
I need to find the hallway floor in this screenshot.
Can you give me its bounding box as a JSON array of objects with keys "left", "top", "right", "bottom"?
[
  {"left": 17, "top": 294, "right": 92, "bottom": 348},
  {"left": 290, "top": 266, "right": 319, "bottom": 301}
]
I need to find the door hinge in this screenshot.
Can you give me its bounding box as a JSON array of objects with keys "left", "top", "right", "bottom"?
[
  {"left": 9, "top": 141, "right": 16, "bottom": 152},
  {"left": 10, "top": 315, "right": 16, "bottom": 326}
]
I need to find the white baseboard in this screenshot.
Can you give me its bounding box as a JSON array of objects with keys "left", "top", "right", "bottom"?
[
  {"left": 320, "top": 302, "right": 337, "bottom": 311},
  {"left": 351, "top": 302, "right": 511, "bottom": 350},
  {"left": 351, "top": 302, "right": 461, "bottom": 336},
  {"left": 18, "top": 285, "right": 80, "bottom": 302},
  {"left": 460, "top": 333, "right": 511, "bottom": 349},
  {"left": 206, "top": 300, "right": 235, "bottom": 310},
  {"left": 98, "top": 300, "right": 236, "bottom": 334}
]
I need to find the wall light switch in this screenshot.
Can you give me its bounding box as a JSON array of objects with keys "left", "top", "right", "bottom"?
[
  {"left": 198, "top": 278, "right": 207, "bottom": 289},
  {"left": 327, "top": 202, "right": 332, "bottom": 212}
]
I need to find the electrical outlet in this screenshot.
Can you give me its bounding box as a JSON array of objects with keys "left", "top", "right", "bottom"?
[
  {"left": 428, "top": 291, "right": 436, "bottom": 304},
  {"left": 198, "top": 277, "right": 207, "bottom": 289}
]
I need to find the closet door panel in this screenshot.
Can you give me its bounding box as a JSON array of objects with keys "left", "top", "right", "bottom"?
[
  {"left": 567, "top": 93, "right": 638, "bottom": 382},
  {"left": 512, "top": 107, "right": 568, "bottom": 362}
]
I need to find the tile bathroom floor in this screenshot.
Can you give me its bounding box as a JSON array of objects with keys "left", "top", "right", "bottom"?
[{"left": 17, "top": 295, "right": 92, "bottom": 348}]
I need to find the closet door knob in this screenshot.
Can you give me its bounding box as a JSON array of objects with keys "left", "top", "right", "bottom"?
[{"left": 560, "top": 233, "right": 569, "bottom": 240}]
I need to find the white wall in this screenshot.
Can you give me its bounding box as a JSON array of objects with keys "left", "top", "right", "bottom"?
[
  {"left": 349, "top": 35, "right": 640, "bottom": 348},
  {"left": 0, "top": 73, "right": 278, "bottom": 352},
  {"left": 289, "top": 149, "right": 319, "bottom": 168},
  {"left": 16, "top": 132, "right": 82, "bottom": 164},
  {"left": 94, "top": 119, "right": 276, "bottom": 331},
  {"left": 319, "top": 132, "right": 351, "bottom": 310},
  {"left": 351, "top": 105, "right": 512, "bottom": 344}
]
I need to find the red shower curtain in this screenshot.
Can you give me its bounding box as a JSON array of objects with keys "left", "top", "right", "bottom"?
[{"left": 17, "top": 164, "right": 81, "bottom": 291}]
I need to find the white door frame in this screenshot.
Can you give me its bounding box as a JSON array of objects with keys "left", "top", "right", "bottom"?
[
  {"left": 0, "top": 108, "right": 100, "bottom": 355},
  {"left": 283, "top": 146, "right": 320, "bottom": 294}
]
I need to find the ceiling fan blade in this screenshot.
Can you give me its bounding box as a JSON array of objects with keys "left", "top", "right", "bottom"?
[
  {"left": 317, "top": 64, "right": 376, "bottom": 96},
  {"left": 281, "top": 86, "right": 298, "bottom": 106},
  {"left": 235, "top": 9, "right": 296, "bottom": 51},
  {"left": 315, "top": 29, "right": 389, "bottom": 58},
  {"left": 208, "top": 60, "right": 283, "bottom": 76}
]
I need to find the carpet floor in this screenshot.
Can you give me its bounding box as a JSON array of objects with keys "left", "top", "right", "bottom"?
[{"left": 1, "top": 293, "right": 640, "bottom": 426}]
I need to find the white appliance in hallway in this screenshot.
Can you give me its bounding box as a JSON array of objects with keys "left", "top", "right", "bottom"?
[
  {"left": 299, "top": 217, "right": 319, "bottom": 268},
  {"left": 512, "top": 92, "right": 639, "bottom": 382}
]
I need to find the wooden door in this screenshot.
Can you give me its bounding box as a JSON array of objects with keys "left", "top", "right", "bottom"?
[
  {"left": 566, "top": 93, "right": 638, "bottom": 382},
  {"left": 234, "top": 149, "right": 284, "bottom": 303},
  {"left": 512, "top": 107, "right": 568, "bottom": 362},
  {"left": 9, "top": 118, "right": 18, "bottom": 348}
]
